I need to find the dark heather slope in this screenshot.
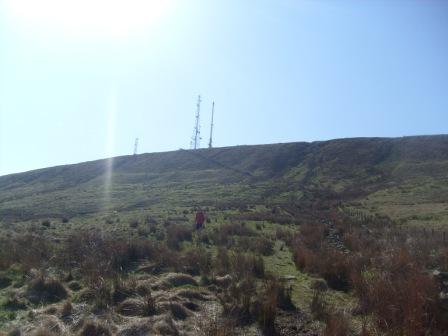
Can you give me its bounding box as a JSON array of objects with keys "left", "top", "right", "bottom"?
[{"left": 0, "top": 135, "right": 447, "bottom": 220}]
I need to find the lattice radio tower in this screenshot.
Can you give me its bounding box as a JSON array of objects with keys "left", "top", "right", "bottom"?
[
  {"left": 190, "top": 95, "right": 202, "bottom": 149},
  {"left": 208, "top": 101, "right": 215, "bottom": 148}
]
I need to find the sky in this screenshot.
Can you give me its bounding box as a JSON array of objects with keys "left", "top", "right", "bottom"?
[{"left": 0, "top": 0, "right": 447, "bottom": 176}]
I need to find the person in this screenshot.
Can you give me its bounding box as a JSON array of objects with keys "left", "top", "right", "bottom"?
[{"left": 195, "top": 209, "right": 205, "bottom": 230}]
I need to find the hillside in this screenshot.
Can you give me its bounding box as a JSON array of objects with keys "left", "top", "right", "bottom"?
[
  {"left": 1, "top": 135, "right": 448, "bottom": 228},
  {"left": 1, "top": 135, "right": 448, "bottom": 335}
]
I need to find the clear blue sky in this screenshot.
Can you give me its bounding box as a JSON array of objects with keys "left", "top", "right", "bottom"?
[{"left": 0, "top": 0, "right": 447, "bottom": 176}]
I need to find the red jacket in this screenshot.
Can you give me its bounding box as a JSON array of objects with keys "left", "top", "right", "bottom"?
[{"left": 195, "top": 211, "right": 205, "bottom": 225}]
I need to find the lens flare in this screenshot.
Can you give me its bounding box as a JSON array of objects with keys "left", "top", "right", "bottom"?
[
  {"left": 103, "top": 84, "right": 117, "bottom": 211},
  {"left": 3, "top": 0, "right": 174, "bottom": 40}
]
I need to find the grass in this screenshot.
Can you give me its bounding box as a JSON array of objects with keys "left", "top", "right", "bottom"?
[{"left": 263, "top": 239, "right": 355, "bottom": 315}]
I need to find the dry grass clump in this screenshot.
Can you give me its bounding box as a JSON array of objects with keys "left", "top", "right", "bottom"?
[
  {"left": 111, "top": 277, "right": 137, "bottom": 304},
  {"left": 293, "top": 209, "right": 448, "bottom": 335},
  {"left": 166, "top": 224, "right": 192, "bottom": 250},
  {"left": 275, "top": 227, "right": 293, "bottom": 245},
  {"left": 222, "top": 275, "right": 256, "bottom": 324},
  {"left": 212, "top": 222, "right": 255, "bottom": 246},
  {"left": 115, "top": 292, "right": 156, "bottom": 317},
  {"left": 351, "top": 248, "right": 442, "bottom": 335},
  {"left": 169, "top": 301, "right": 190, "bottom": 320},
  {"left": 298, "top": 222, "right": 325, "bottom": 249},
  {"left": 32, "top": 329, "right": 56, "bottom": 336},
  {"left": 221, "top": 277, "right": 291, "bottom": 335},
  {"left": 117, "top": 298, "right": 146, "bottom": 316},
  {"left": 60, "top": 300, "right": 73, "bottom": 318},
  {"left": 294, "top": 245, "right": 351, "bottom": 291},
  {"left": 79, "top": 321, "right": 112, "bottom": 336},
  {"left": 323, "top": 312, "right": 350, "bottom": 336},
  {"left": 152, "top": 315, "right": 179, "bottom": 335},
  {"left": 253, "top": 280, "right": 278, "bottom": 336},
  {"left": 83, "top": 280, "right": 113, "bottom": 312},
  {"left": 116, "top": 322, "right": 151, "bottom": 336},
  {"left": 160, "top": 273, "right": 198, "bottom": 288},
  {"left": 0, "top": 234, "right": 51, "bottom": 271},
  {"left": 214, "top": 247, "right": 231, "bottom": 276},
  {"left": 229, "top": 252, "right": 265, "bottom": 279},
  {"left": 310, "top": 290, "right": 329, "bottom": 321},
  {"left": 238, "top": 236, "right": 274, "bottom": 256},
  {"left": 26, "top": 277, "right": 68, "bottom": 304},
  {"left": 180, "top": 247, "right": 212, "bottom": 276},
  {"left": 3, "top": 292, "right": 27, "bottom": 310},
  {"left": 196, "top": 312, "right": 237, "bottom": 336},
  {"left": 58, "top": 232, "right": 163, "bottom": 283}
]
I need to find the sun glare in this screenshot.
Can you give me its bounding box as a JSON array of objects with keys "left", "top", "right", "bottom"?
[{"left": 4, "top": 0, "right": 173, "bottom": 39}]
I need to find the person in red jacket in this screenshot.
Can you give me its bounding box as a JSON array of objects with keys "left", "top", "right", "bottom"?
[{"left": 195, "top": 209, "right": 205, "bottom": 230}]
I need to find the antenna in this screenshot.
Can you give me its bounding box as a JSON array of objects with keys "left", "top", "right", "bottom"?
[
  {"left": 190, "top": 95, "right": 202, "bottom": 149},
  {"left": 208, "top": 101, "right": 215, "bottom": 148},
  {"left": 134, "top": 137, "right": 139, "bottom": 155}
]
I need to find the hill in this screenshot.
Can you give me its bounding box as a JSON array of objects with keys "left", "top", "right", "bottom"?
[
  {"left": 1, "top": 135, "right": 448, "bottom": 335},
  {"left": 1, "top": 135, "right": 448, "bottom": 228}
]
